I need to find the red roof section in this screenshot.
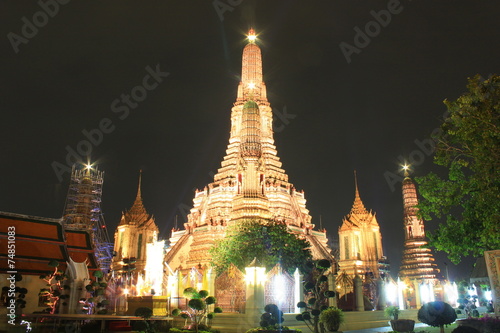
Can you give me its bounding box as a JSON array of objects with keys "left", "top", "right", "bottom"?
[{"left": 0, "top": 212, "right": 98, "bottom": 275}]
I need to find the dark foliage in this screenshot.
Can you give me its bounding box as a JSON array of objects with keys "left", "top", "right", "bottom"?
[
  {"left": 418, "top": 301, "right": 457, "bottom": 328},
  {"left": 417, "top": 74, "right": 500, "bottom": 263}
]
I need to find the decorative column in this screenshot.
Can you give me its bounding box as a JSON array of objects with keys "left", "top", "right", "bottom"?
[
  {"left": 397, "top": 278, "right": 405, "bottom": 310},
  {"left": 167, "top": 272, "right": 179, "bottom": 309},
  {"left": 412, "top": 280, "right": 422, "bottom": 309},
  {"left": 206, "top": 267, "right": 215, "bottom": 296},
  {"left": 354, "top": 274, "right": 364, "bottom": 311},
  {"left": 294, "top": 268, "right": 304, "bottom": 313},
  {"left": 245, "top": 258, "right": 266, "bottom": 317},
  {"left": 377, "top": 278, "right": 386, "bottom": 310}
]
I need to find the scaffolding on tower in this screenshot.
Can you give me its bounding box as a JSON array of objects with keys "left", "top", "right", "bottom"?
[{"left": 62, "top": 165, "right": 113, "bottom": 273}]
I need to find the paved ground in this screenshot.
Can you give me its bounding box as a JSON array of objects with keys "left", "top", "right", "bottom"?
[{"left": 345, "top": 322, "right": 429, "bottom": 333}]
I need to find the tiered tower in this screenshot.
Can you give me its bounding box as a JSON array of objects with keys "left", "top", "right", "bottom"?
[
  {"left": 111, "top": 171, "right": 160, "bottom": 280},
  {"left": 166, "top": 29, "right": 333, "bottom": 272},
  {"left": 338, "top": 172, "right": 385, "bottom": 279},
  {"left": 62, "top": 165, "right": 113, "bottom": 272},
  {"left": 399, "top": 168, "right": 439, "bottom": 280}
]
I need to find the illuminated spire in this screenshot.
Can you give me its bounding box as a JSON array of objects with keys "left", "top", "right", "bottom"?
[
  {"left": 401, "top": 163, "right": 420, "bottom": 222},
  {"left": 231, "top": 100, "right": 271, "bottom": 219},
  {"left": 120, "top": 170, "right": 151, "bottom": 226},
  {"left": 402, "top": 174, "right": 420, "bottom": 221},
  {"left": 130, "top": 170, "right": 146, "bottom": 214},
  {"left": 165, "top": 26, "right": 334, "bottom": 272},
  {"left": 112, "top": 170, "right": 159, "bottom": 281},
  {"left": 399, "top": 169, "right": 440, "bottom": 281},
  {"left": 351, "top": 171, "right": 368, "bottom": 215},
  {"left": 237, "top": 28, "right": 267, "bottom": 102},
  {"left": 240, "top": 100, "right": 262, "bottom": 158},
  {"left": 136, "top": 170, "right": 143, "bottom": 201},
  {"left": 338, "top": 170, "right": 384, "bottom": 280}
]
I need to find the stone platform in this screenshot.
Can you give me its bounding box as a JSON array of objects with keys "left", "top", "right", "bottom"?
[{"left": 210, "top": 309, "right": 420, "bottom": 333}]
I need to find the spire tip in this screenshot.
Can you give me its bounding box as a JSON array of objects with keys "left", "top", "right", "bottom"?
[{"left": 247, "top": 28, "right": 257, "bottom": 43}]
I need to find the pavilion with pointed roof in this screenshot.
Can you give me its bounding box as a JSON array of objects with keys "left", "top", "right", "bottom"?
[
  {"left": 111, "top": 171, "right": 159, "bottom": 280},
  {"left": 338, "top": 172, "right": 386, "bottom": 280}
]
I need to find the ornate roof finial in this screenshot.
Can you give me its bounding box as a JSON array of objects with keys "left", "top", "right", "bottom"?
[
  {"left": 248, "top": 257, "right": 262, "bottom": 267},
  {"left": 136, "top": 169, "right": 143, "bottom": 200},
  {"left": 354, "top": 169, "right": 360, "bottom": 197},
  {"left": 119, "top": 170, "right": 151, "bottom": 226},
  {"left": 402, "top": 164, "right": 410, "bottom": 177},
  {"left": 247, "top": 28, "right": 257, "bottom": 43},
  {"left": 351, "top": 170, "right": 368, "bottom": 215}
]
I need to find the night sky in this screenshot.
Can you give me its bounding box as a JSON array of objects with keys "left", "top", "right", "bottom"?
[{"left": 1, "top": 1, "right": 499, "bottom": 280}]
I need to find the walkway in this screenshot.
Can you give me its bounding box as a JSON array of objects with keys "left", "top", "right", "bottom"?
[{"left": 345, "top": 323, "right": 429, "bottom": 333}]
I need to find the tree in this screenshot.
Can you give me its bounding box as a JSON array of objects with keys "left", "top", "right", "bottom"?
[
  {"left": 172, "top": 288, "right": 222, "bottom": 333},
  {"left": 210, "top": 219, "right": 313, "bottom": 274},
  {"left": 39, "top": 260, "right": 69, "bottom": 314},
  {"left": 81, "top": 270, "right": 109, "bottom": 315},
  {"left": 134, "top": 307, "right": 156, "bottom": 333},
  {"left": 296, "top": 259, "right": 337, "bottom": 333},
  {"left": 417, "top": 74, "right": 500, "bottom": 264},
  {"left": 418, "top": 301, "right": 457, "bottom": 333}
]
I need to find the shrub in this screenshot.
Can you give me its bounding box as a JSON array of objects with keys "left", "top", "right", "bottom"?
[
  {"left": 451, "top": 326, "right": 480, "bottom": 333},
  {"left": 188, "top": 298, "right": 206, "bottom": 311},
  {"left": 319, "top": 307, "right": 344, "bottom": 332},
  {"left": 259, "top": 304, "right": 284, "bottom": 328},
  {"left": 135, "top": 307, "right": 153, "bottom": 319}
]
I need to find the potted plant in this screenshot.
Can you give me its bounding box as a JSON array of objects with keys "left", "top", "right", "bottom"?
[
  {"left": 384, "top": 305, "right": 400, "bottom": 320},
  {"left": 384, "top": 305, "right": 414, "bottom": 332},
  {"left": 319, "top": 307, "right": 344, "bottom": 332}
]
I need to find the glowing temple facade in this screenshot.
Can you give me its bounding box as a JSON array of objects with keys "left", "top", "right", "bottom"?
[
  {"left": 111, "top": 172, "right": 160, "bottom": 280},
  {"left": 338, "top": 173, "right": 385, "bottom": 279},
  {"left": 398, "top": 171, "right": 439, "bottom": 281},
  {"left": 165, "top": 29, "right": 333, "bottom": 272}
]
